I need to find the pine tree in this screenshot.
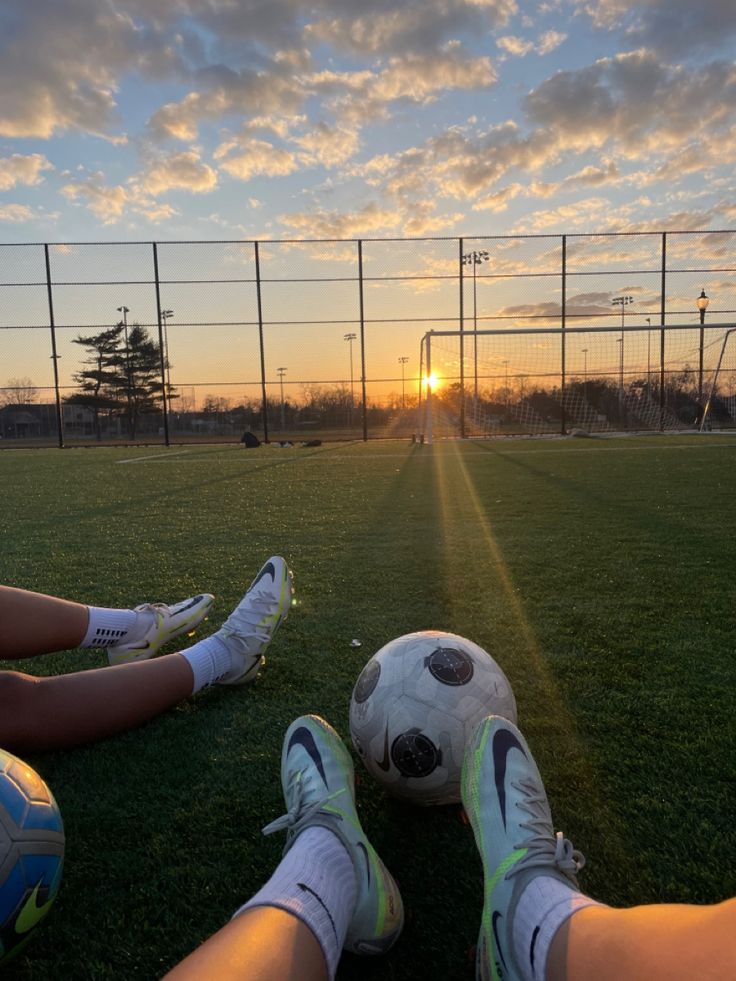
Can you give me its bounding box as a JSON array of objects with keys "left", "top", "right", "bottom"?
[
  {"left": 66, "top": 325, "right": 125, "bottom": 440},
  {"left": 67, "top": 323, "right": 173, "bottom": 439},
  {"left": 124, "top": 324, "right": 169, "bottom": 438}
]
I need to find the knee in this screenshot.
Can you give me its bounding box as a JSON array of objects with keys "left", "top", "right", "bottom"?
[{"left": 0, "top": 670, "right": 41, "bottom": 751}]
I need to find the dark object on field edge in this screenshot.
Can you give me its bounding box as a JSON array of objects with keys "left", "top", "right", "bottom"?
[
  {"left": 302, "top": 439, "right": 322, "bottom": 447},
  {"left": 241, "top": 431, "right": 261, "bottom": 448}
]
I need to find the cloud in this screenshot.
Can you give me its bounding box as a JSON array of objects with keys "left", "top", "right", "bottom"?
[
  {"left": 278, "top": 201, "right": 403, "bottom": 238},
  {"left": 138, "top": 151, "right": 217, "bottom": 195},
  {"left": 311, "top": 47, "right": 497, "bottom": 126},
  {"left": 0, "top": 154, "right": 53, "bottom": 191},
  {"left": 0, "top": 1, "right": 182, "bottom": 139},
  {"left": 61, "top": 175, "right": 181, "bottom": 224},
  {"left": 61, "top": 180, "right": 128, "bottom": 223},
  {"left": 0, "top": 203, "right": 36, "bottom": 223},
  {"left": 304, "top": 0, "right": 518, "bottom": 56},
  {"left": 524, "top": 51, "right": 736, "bottom": 155},
  {"left": 572, "top": 0, "right": 736, "bottom": 57},
  {"left": 496, "top": 30, "right": 566, "bottom": 57},
  {"left": 216, "top": 139, "right": 302, "bottom": 181}
]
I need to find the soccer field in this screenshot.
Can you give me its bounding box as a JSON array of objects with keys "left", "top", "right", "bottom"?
[{"left": 2, "top": 435, "right": 735, "bottom": 980}]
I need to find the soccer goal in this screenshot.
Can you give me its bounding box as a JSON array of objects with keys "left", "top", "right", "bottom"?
[{"left": 417, "top": 323, "right": 736, "bottom": 441}]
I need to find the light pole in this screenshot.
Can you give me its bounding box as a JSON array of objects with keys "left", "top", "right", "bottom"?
[
  {"left": 581, "top": 347, "right": 588, "bottom": 400},
  {"left": 398, "top": 356, "right": 409, "bottom": 409},
  {"left": 277, "top": 367, "right": 287, "bottom": 432},
  {"left": 161, "top": 309, "right": 174, "bottom": 397},
  {"left": 612, "top": 296, "right": 632, "bottom": 405},
  {"left": 462, "top": 250, "right": 490, "bottom": 404},
  {"left": 117, "top": 305, "right": 132, "bottom": 422},
  {"left": 697, "top": 288, "right": 709, "bottom": 404},
  {"left": 503, "top": 359, "right": 509, "bottom": 409},
  {"left": 344, "top": 332, "right": 356, "bottom": 426},
  {"left": 645, "top": 317, "right": 652, "bottom": 395}
]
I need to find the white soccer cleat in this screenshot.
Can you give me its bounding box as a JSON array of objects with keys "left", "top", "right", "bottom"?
[
  {"left": 216, "top": 556, "right": 294, "bottom": 684},
  {"left": 107, "top": 594, "right": 215, "bottom": 665}
]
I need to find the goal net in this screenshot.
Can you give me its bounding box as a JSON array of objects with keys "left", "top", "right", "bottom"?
[{"left": 417, "top": 324, "right": 736, "bottom": 440}]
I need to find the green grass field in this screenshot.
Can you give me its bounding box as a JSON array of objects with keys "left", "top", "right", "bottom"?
[{"left": 2, "top": 435, "right": 735, "bottom": 980}]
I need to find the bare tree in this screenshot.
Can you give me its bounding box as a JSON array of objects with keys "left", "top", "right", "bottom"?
[{"left": 1, "top": 377, "right": 38, "bottom": 406}]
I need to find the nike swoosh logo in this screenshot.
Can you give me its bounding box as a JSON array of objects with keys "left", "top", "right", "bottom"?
[
  {"left": 493, "top": 727, "right": 527, "bottom": 831},
  {"left": 492, "top": 910, "right": 508, "bottom": 973},
  {"left": 287, "top": 726, "right": 327, "bottom": 788},
  {"left": 15, "top": 882, "right": 55, "bottom": 935},
  {"left": 530, "top": 925, "right": 540, "bottom": 973},
  {"left": 297, "top": 883, "right": 339, "bottom": 945},
  {"left": 250, "top": 562, "right": 276, "bottom": 589},
  {"left": 376, "top": 727, "right": 391, "bottom": 772},
  {"left": 356, "top": 842, "right": 371, "bottom": 886}
]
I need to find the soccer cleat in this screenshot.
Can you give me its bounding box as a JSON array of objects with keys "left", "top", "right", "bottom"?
[
  {"left": 461, "top": 716, "right": 585, "bottom": 981},
  {"left": 107, "top": 593, "right": 215, "bottom": 665},
  {"left": 262, "top": 714, "right": 404, "bottom": 955},
  {"left": 215, "top": 556, "right": 294, "bottom": 684}
]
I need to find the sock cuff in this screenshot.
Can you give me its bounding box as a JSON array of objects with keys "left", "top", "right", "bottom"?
[
  {"left": 533, "top": 891, "right": 605, "bottom": 981},
  {"left": 81, "top": 607, "right": 138, "bottom": 648},
  {"left": 179, "top": 636, "right": 232, "bottom": 693},
  {"left": 232, "top": 827, "right": 356, "bottom": 981}
]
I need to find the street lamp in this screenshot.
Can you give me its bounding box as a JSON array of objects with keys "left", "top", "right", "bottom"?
[
  {"left": 697, "top": 289, "right": 709, "bottom": 403},
  {"left": 161, "top": 309, "right": 174, "bottom": 396},
  {"left": 344, "top": 332, "right": 356, "bottom": 426},
  {"left": 277, "top": 367, "right": 287, "bottom": 432},
  {"left": 462, "top": 250, "right": 490, "bottom": 404},
  {"left": 398, "top": 356, "right": 409, "bottom": 410}
]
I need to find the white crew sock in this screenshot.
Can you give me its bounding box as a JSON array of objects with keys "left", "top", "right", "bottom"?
[
  {"left": 233, "top": 827, "right": 357, "bottom": 980},
  {"left": 512, "top": 875, "right": 605, "bottom": 981},
  {"left": 178, "top": 635, "right": 234, "bottom": 693},
  {"left": 81, "top": 607, "right": 144, "bottom": 649}
]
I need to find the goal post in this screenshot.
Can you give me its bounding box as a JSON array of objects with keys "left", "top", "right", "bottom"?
[{"left": 417, "top": 323, "right": 736, "bottom": 441}]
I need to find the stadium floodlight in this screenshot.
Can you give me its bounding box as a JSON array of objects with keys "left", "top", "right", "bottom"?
[
  {"left": 462, "top": 250, "right": 490, "bottom": 404},
  {"left": 344, "top": 332, "right": 357, "bottom": 425},
  {"left": 398, "top": 356, "right": 409, "bottom": 409},
  {"left": 161, "top": 309, "right": 174, "bottom": 395},
  {"left": 697, "top": 289, "right": 710, "bottom": 403},
  {"left": 277, "top": 367, "right": 287, "bottom": 431}
]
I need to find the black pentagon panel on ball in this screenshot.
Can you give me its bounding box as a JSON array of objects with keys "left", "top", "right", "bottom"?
[
  {"left": 426, "top": 646, "right": 474, "bottom": 686},
  {"left": 353, "top": 658, "right": 381, "bottom": 703},
  {"left": 391, "top": 729, "right": 441, "bottom": 778}
]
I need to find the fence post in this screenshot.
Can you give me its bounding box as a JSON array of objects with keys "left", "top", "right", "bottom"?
[
  {"left": 254, "top": 241, "right": 269, "bottom": 444},
  {"left": 43, "top": 244, "right": 64, "bottom": 449},
  {"left": 659, "top": 232, "right": 667, "bottom": 430},
  {"left": 358, "top": 239, "right": 368, "bottom": 441},
  {"left": 152, "top": 243, "right": 170, "bottom": 447},
  {"left": 458, "top": 238, "right": 465, "bottom": 438},
  {"left": 560, "top": 234, "right": 567, "bottom": 435}
]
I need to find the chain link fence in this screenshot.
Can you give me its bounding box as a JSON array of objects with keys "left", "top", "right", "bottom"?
[{"left": 1, "top": 231, "right": 734, "bottom": 446}]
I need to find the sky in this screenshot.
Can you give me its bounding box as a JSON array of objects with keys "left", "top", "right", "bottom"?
[{"left": 1, "top": 0, "right": 736, "bottom": 243}]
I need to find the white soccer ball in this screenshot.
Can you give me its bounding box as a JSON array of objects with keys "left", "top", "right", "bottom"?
[{"left": 349, "top": 630, "right": 517, "bottom": 806}]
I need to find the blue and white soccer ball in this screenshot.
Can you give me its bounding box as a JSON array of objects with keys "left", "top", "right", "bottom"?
[
  {"left": 0, "top": 749, "right": 65, "bottom": 965},
  {"left": 349, "top": 631, "right": 517, "bottom": 806}
]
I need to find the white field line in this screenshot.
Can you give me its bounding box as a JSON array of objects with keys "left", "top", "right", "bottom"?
[{"left": 116, "top": 450, "right": 192, "bottom": 465}]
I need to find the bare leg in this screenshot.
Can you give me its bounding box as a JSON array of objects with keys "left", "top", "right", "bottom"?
[
  {"left": 548, "top": 896, "right": 736, "bottom": 981},
  {"left": 165, "top": 907, "right": 329, "bottom": 981},
  {"left": 0, "top": 654, "right": 194, "bottom": 751},
  {"left": 0, "top": 585, "right": 89, "bottom": 659}
]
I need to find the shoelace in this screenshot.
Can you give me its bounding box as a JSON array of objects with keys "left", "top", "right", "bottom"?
[
  {"left": 507, "top": 776, "right": 585, "bottom": 882},
  {"left": 261, "top": 769, "right": 346, "bottom": 838}
]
